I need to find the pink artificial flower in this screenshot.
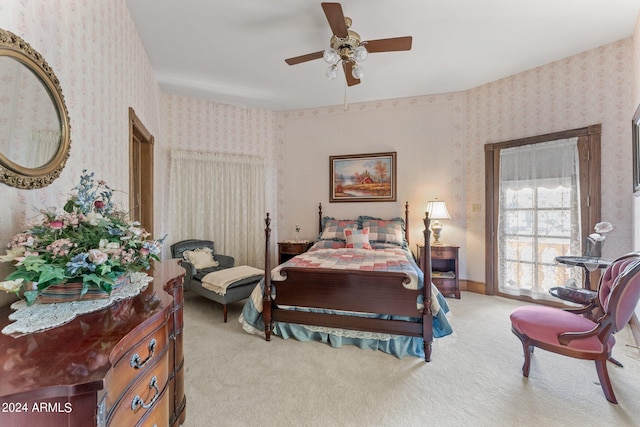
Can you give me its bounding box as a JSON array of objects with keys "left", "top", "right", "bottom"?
[
  {"left": 94, "top": 200, "right": 105, "bottom": 209},
  {"left": 49, "top": 220, "right": 64, "bottom": 229}
]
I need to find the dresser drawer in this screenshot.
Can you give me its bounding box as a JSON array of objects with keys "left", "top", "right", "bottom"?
[
  {"left": 135, "top": 386, "right": 170, "bottom": 427},
  {"left": 104, "top": 320, "right": 169, "bottom": 413},
  {"left": 279, "top": 242, "right": 309, "bottom": 254},
  {"left": 431, "top": 246, "right": 457, "bottom": 259},
  {"left": 107, "top": 350, "right": 169, "bottom": 427}
]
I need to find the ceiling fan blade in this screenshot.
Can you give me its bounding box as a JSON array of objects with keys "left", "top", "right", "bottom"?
[
  {"left": 364, "top": 36, "right": 413, "bottom": 53},
  {"left": 321, "top": 2, "right": 348, "bottom": 38},
  {"left": 342, "top": 61, "right": 361, "bottom": 87},
  {"left": 285, "top": 50, "right": 324, "bottom": 65}
]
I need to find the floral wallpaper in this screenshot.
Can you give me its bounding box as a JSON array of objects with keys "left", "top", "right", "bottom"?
[
  {"left": 464, "top": 38, "right": 634, "bottom": 281},
  {"left": 631, "top": 14, "right": 640, "bottom": 319},
  {"left": 276, "top": 94, "right": 465, "bottom": 261},
  {"left": 0, "top": 0, "right": 160, "bottom": 306}
]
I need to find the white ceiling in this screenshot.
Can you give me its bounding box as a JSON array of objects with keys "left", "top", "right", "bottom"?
[{"left": 125, "top": 0, "right": 640, "bottom": 111}]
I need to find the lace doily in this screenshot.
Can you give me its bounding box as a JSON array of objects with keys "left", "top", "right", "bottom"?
[{"left": 2, "top": 272, "right": 153, "bottom": 336}]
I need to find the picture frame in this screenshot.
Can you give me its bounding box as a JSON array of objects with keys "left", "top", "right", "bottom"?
[
  {"left": 633, "top": 103, "right": 640, "bottom": 195},
  {"left": 329, "top": 152, "right": 397, "bottom": 202}
]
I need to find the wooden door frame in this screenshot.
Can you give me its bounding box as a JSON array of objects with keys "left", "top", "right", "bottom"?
[
  {"left": 128, "top": 107, "right": 154, "bottom": 235},
  {"left": 484, "top": 124, "right": 601, "bottom": 297}
]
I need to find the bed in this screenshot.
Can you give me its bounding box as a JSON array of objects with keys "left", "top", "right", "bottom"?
[{"left": 239, "top": 203, "right": 452, "bottom": 361}]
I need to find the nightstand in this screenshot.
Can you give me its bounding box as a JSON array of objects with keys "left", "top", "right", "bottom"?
[
  {"left": 417, "top": 243, "right": 460, "bottom": 299},
  {"left": 278, "top": 241, "right": 312, "bottom": 264}
]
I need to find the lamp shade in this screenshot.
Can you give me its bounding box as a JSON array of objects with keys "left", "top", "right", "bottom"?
[{"left": 426, "top": 200, "right": 451, "bottom": 220}]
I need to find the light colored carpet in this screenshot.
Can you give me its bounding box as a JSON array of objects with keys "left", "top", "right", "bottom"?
[{"left": 181, "top": 291, "right": 640, "bottom": 427}]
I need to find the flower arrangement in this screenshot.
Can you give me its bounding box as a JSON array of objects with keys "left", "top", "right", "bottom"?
[{"left": 0, "top": 170, "right": 164, "bottom": 305}]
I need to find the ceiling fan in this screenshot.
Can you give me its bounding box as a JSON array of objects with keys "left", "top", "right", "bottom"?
[{"left": 285, "top": 2, "right": 413, "bottom": 87}]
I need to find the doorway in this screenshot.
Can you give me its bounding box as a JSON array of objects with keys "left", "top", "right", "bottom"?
[{"left": 129, "top": 107, "right": 154, "bottom": 235}]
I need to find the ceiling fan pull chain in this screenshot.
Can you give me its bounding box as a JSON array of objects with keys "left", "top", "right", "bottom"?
[{"left": 344, "top": 81, "right": 348, "bottom": 111}]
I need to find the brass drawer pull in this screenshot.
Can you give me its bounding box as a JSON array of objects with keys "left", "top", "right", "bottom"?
[
  {"left": 131, "top": 376, "right": 159, "bottom": 411},
  {"left": 130, "top": 338, "right": 157, "bottom": 369}
]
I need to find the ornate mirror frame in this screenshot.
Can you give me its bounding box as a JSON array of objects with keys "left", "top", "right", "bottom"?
[{"left": 0, "top": 28, "right": 71, "bottom": 189}]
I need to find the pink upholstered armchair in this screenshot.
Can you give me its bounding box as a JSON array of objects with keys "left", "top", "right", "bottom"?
[{"left": 510, "top": 252, "right": 640, "bottom": 404}]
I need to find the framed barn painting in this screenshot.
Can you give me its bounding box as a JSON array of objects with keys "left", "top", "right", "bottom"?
[{"left": 329, "top": 152, "right": 397, "bottom": 202}]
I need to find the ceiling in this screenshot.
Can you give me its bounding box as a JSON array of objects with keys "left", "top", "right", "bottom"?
[{"left": 125, "top": 0, "right": 640, "bottom": 112}]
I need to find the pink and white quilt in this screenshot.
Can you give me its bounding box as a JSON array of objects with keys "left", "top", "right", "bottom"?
[{"left": 271, "top": 246, "right": 420, "bottom": 289}]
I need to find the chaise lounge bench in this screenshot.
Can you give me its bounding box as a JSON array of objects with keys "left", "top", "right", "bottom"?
[{"left": 170, "top": 239, "right": 262, "bottom": 322}]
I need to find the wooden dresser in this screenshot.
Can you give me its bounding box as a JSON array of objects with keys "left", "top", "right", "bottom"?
[{"left": 0, "top": 260, "right": 186, "bottom": 427}]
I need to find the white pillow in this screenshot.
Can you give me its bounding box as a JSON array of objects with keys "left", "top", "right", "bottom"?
[
  {"left": 344, "top": 227, "right": 373, "bottom": 250},
  {"left": 183, "top": 247, "right": 219, "bottom": 269}
]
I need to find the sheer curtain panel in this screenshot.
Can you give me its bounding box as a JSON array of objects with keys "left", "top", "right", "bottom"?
[
  {"left": 169, "top": 150, "right": 265, "bottom": 268},
  {"left": 498, "top": 138, "right": 580, "bottom": 299}
]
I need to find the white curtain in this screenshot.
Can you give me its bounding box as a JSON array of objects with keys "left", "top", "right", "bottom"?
[
  {"left": 498, "top": 138, "right": 581, "bottom": 299},
  {"left": 169, "top": 150, "right": 266, "bottom": 268},
  {"left": 31, "top": 129, "right": 61, "bottom": 167}
]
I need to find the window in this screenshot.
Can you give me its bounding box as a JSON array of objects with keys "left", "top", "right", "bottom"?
[
  {"left": 498, "top": 139, "right": 580, "bottom": 299},
  {"left": 484, "top": 125, "right": 601, "bottom": 301}
]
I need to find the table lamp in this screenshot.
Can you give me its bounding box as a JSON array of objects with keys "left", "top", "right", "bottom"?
[{"left": 426, "top": 199, "right": 451, "bottom": 244}]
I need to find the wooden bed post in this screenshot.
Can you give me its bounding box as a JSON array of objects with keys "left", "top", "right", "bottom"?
[
  {"left": 263, "top": 213, "right": 273, "bottom": 341},
  {"left": 318, "top": 202, "right": 323, "bottom": 234},
  {"left": 404, "top": 201, "right": 409, "bottom": 244},
  {"left": 422, "top": 212, "right": 433, "bottom": 362}
]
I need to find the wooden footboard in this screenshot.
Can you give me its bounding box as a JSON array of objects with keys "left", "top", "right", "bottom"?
[{"left": 262, "top": 206, "right": 434, "bottom": 362}]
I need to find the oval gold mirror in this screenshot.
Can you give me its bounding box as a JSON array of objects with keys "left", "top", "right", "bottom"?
[{"left": 0, "top": 28, "right": 71, "bottom": 189}]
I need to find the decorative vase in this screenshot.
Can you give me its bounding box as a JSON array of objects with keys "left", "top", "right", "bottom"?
[
  {"left": 584, "top": 236, "right": 603, "bottom": 259},
  {"left": 37, "top": 273, "right": 131, "bottom": 304}
]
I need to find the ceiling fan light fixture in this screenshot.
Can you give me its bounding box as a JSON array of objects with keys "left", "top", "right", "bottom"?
[
  {"left": 283, "top": 3, "right": 413, "bottom": 88},
  {"left": 323, "top": 48, "right": 338, "bottom": 64},
  {"left": 353, "top": 45, "right": 368, "bottom": 62},
  {"left": 351, "top": 64, "right": 364, "bottom": 80},
  {"left": 325, "top": 64, "right": 338, "bottom": 80}
]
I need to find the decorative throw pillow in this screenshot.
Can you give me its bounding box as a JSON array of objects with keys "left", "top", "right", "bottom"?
[
  {"left": 183, "top": 247, "right": 219, "bottom": 269},
  {"left": 320, "top": 218, "right": 358, "bottom": 241},
  {"left": 360, "top": 217, "right": 405, "bottom": 246},
  {"left": 344, "top": 227, "right": 373, "bottom": 249}
]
